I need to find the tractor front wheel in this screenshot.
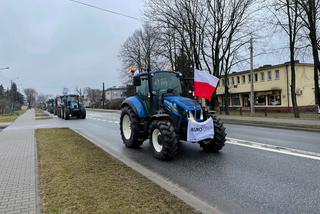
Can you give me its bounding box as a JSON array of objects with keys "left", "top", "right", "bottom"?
[
  {"left": 120, "top": 107, "right": 144, "bottom": 148},
  {"left": 80, "top": 108, "right": 86, "bottom": 119},
  {"left": 149, "top": 120, "right": 178, "bottom": 161},
  {"left": 200, "top": 116, "right": 226, "bottom": 152}
]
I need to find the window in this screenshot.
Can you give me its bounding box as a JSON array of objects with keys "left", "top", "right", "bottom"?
[
  {"left": 275, "top": 70, "right": 280, "bottom": 80},
  {"left": 227, "top": 78, "right": 230, "bottom": 86},
  {"left": 231, "top": 94, "right": 241, "bottom": 106},
  {"left": 231, "top": 77, "right": 234, "bottom": 85},
  {"left": 242, "top": 75, "right": 246, "bottom": 84},
  {"left": 237, "top": 76, "right": 240, "bottom": 84},
  {"left": 260, "top": 72, "right": 265, "bottom": 81},
  {"left": 248, "top": 74, "right": 251, "bottom": 83},
  {"left": 255, "top": 94, "right": 266, "bottom": 106},
  {"left": 268, "top": 91, "right": 281, "bottom": 105},
  {"left": 255, "top": 73, "right": 258, "bottom": 82},
  {"left": 268, "top": 71, "right": 272, "bottom": 81},
  {"left": 136, "top": 78, "right": 149, "bottom": 98}
]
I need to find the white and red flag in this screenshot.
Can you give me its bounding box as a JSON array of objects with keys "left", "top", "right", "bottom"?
[{"left": 194, "top": 69, "right": 219, "bottom": 101}]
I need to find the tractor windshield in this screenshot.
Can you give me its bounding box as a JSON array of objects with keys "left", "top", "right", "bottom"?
[
  {"left": 152, "top": 72, "right": 182, "bottom": 96},
  {"left": 67, "top": 96, "right": 79, "bottom": 102}
]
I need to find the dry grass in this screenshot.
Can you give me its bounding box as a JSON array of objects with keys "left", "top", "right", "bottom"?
[
  {"left": 36, "top": 128, "right": 198, "bottom": 214},
  {"left": 226, "top": 111, "right": 320, "bottom": 120},
  {"left": 35, "top": 109, "right": 51, "bottom": 120},
  {"left": 0, "top": 109, "right": 26, "bottom": 123}
]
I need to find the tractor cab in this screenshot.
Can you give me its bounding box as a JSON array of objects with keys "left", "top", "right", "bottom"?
[
  {"left": 134, "top": 71, "right": 184, "bottom": 113},
  {"left": 63, "top": 95, "right": 81, "bottom": 109},
  {"left": 58, "top": 94, "right": 86, "bottom": 120},
  {"left": 132, "top": 71, "right": 203, "bottom": 121},
  {"left": 120, "top": 70, "right": 226, "bottom": 160},
  {"left": 46, "top": 99, "right": 55, "bottom": 114}
]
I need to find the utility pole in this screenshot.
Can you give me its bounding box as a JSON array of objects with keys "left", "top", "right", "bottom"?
[
  {"left": 250, "top": 36, "right": 255, "bottom": 115},
  {"left": 11, "top": 80, "right": 13, "bottom": 112},
  {"left": 102, "top": 82, "right": 105, "bottom": 109}
]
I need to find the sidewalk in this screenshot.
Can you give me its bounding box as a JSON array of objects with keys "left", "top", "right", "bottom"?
[
  {"left": 219, "top": 114, "right": 320, "bottom": 131},
  {"left": 0, "top": 109, "right": 38, "bottom": 214}
]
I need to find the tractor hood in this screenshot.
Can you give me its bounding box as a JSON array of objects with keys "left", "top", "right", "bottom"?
[{"left": 163, "top": 96, "right": 202, "bottom": 111}]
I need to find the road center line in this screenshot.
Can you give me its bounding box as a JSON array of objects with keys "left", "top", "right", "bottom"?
[{"left": 227, "top": 137, "right": 320, "bottom": 161}]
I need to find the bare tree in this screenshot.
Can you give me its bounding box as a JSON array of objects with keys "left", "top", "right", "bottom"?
[
  {"left": 36, "top": 94, "right": 48, "bottom": 105},
  {"left": 297, "top": 0, "right": 320, "bottom": 108},
  {"left": 83, "top": 87, "right": 102, "bottom": 108},
  {"left": 272, "top": 0, "right": 303, "bottom": 117},
  {"left": 119, "top": 23, "right": 163, "bottom": 78},
  {"left": 24, "top": 88, "right": 37, "bottom": 108}
]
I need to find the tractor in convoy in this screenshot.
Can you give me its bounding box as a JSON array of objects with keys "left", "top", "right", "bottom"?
[
  {"left": 120, "top": 70, "right": 226, "bottom": 160},
  {"left": 58, "top": 94, "right": 86, "bottom": 120},
  {"left": 54, "top": 96, "right": 62, "bottom": 117},
  {"left": 46, "top": 99, "right": 55, "bottom": 114}
]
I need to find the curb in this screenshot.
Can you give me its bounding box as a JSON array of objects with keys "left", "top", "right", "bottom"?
[
  {"left": 222, "top": 119, "right": 320, "bottom": 133},
  {"left": 0, "top": 122, "right": 11, "bottom": 130},
  {"left": 33, "top": 130, "right": 42, "bottom": 214},
  {"left": 72, "top": 129, "right": 222, "bottom": 214}
]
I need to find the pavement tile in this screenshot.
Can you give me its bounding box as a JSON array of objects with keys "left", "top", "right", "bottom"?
[{"left": 0, "top": 110, "right": 38, "bottom": 213}]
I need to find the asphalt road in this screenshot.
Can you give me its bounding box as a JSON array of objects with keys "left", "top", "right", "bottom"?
[{"left": 42, "top": 111, "right": 320, "bottom": 214}]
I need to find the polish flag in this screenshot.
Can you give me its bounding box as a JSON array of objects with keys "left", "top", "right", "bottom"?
[{"left": 194, "top": 69, "right": 219, "bottom": 101}]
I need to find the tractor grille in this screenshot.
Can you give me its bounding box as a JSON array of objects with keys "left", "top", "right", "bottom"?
[{"left": 191, "top": 110, "right": 202, "bottom": 120}]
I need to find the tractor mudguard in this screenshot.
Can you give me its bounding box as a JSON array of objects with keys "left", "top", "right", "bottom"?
[{"left": 121, "top": 96, "right": 148, "bottom": 118}]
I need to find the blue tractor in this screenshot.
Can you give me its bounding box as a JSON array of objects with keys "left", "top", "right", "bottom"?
[{"left": 120, "top": 71, "right": 226, "bottom": 160}]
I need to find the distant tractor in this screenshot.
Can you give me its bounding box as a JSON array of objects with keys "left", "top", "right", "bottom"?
[
  {"left": 54, "top": 96, "right": 63, "bottom": 117},
  {"left": 46, "top": 99, "right": 55, "bottom": 114},
  {"left": 120, "top": 71, "right": 226, "bottom": 161},
  {"left": 60, "top": 94, "right": 86, "bottom": 120}
]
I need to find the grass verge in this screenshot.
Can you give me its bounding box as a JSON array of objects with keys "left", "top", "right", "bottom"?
[
  {"left": 36, "top": 128, "right": 198, "bottom": 214},
  {"left": 226, "top": 111, "right": 320, "bottom": 120},
  {"left": 35, "top": 109, "right": 51, "bottom": 120},
  {"left": 0, "top": 109, "right": 26, "bottom": 123},
  {"left": 223, "top": 119, "right": 320, "bottom": 132}
]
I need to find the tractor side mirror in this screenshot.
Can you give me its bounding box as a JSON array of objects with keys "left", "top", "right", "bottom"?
[{"left": 133, "top": 76, "right": 141, "bottom": 86}]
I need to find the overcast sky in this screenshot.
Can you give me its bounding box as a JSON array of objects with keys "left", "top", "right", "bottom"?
[
  {"left": 0, "top": 0, "right": 310, "bottom": 96},
  {"left": 0, "top": 0, "right": 143, "bottom": 95}
]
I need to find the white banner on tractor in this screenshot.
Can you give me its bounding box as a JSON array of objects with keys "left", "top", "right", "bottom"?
[{"left": 187, "top": 117, "right": 214, "bottom": 142}]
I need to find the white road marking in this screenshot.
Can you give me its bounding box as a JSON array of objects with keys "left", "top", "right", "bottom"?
[
  {"left": 87, "top": 116, "right": 120, "bottom": 124},
  {"left": 227, "top": 137, "right": 320, "bottom": 161},
  {"left": 87, "top": 112, "right": 320, "bottom": 161}
]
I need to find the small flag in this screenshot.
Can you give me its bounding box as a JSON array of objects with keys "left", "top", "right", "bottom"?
[{"left": 194, "top": 69, "right": 219, "bottom": 101}]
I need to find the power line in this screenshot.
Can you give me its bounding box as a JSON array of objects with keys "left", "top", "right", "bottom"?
[{"left": 67, "top": 0, "right": 140, "bottom": 21}]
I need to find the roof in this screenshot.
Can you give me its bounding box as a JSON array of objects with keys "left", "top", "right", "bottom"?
[
  {"left": 225, "top": 61, "right": 314, "bottom": 78},
  {"left": 106, "top": 87, "right": 127, "bottom": 91}
]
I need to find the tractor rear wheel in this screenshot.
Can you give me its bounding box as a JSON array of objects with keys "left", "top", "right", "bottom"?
[
  {"left": 61, "top": 109, "right": 64, "bottom": 119},
  {"left": 149, "top": 120, "right": 178, "bottom": 161},
  {"left": 120, "top": 106, "right": 144, "bottom": 148},
  {"left": 200, "top": 116, "right": 226, "bottom": 152},
  {"left": 64, "top": 109, "right": 70, "bottom": 120}
]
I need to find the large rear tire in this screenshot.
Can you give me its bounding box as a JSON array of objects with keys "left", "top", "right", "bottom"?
[
  {"left": 200, "top": 116, "right": 226, "bottom": 152},
  {"left": 64, "top": 109, "right": 70, "bottom": 120},
  {"left": 149, "top": 120, "right": 178, "bottom": 161},
  {"left": 61, "top": 109, "right": 65, "bottom": 119},
  {"left": 120, "top": 106, "right": 144, "bottom": 148}
]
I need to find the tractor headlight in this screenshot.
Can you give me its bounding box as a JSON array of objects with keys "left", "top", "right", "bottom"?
[
  {"left": 200, "top": 110, "right": 204, "bottom": 121},
  {"left": 189, "top": 111, "right": 195, "bottom": 121}
]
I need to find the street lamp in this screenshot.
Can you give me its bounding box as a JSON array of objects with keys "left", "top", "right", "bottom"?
[{"left": 0, "top": 66, "right": 10, "bottom": 71}]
